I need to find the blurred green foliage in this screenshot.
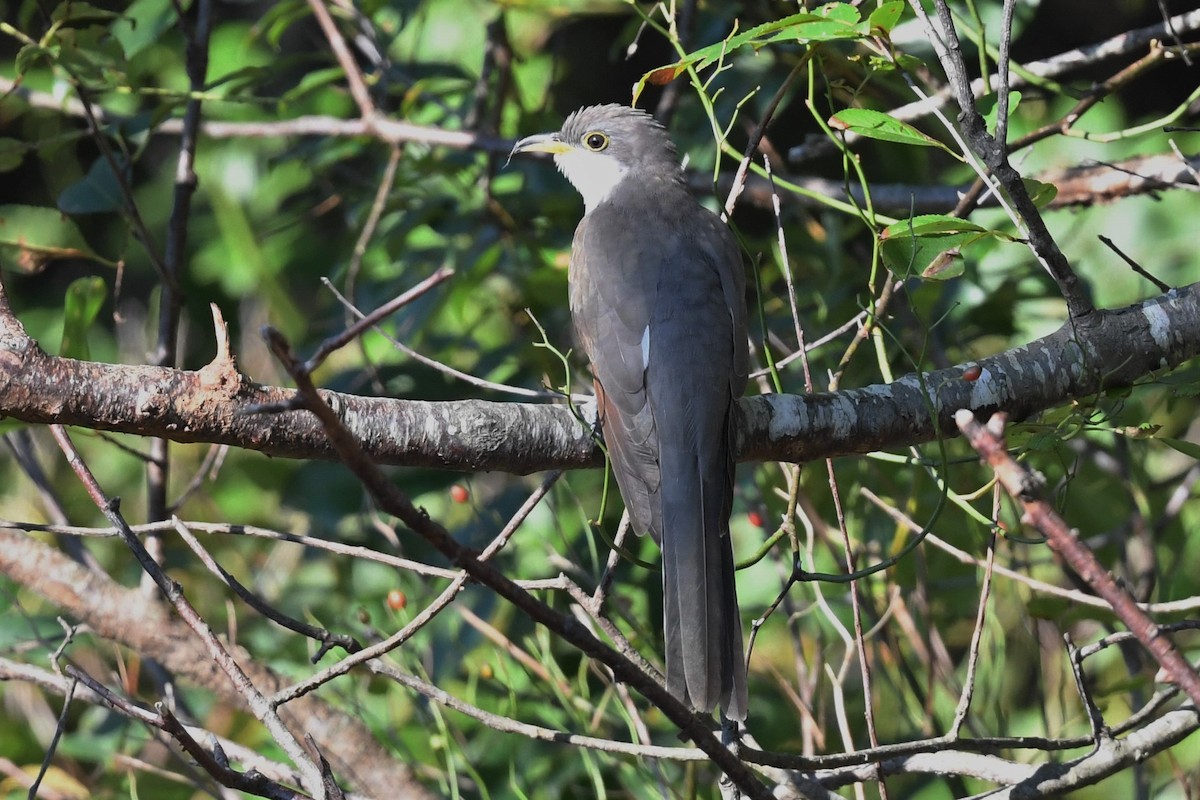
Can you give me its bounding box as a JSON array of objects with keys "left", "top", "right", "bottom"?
[{"left": 1, "top": 0, "right": 1199, "bottom": 798}]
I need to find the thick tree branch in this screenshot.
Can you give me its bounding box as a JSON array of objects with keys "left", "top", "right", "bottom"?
[{"left": 1, "top": 280, "right": 1198, "bottom": 472}]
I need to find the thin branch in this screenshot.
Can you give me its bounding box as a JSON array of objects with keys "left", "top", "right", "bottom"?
[
  {"left": 788, "top": 8, "right": 1200, "bottom": 162},
  {"left": 47, "top": 425, "right": 328, "bottom": 798},
  {"left": 305, "top": 266, "right": 454, "bottom": 373},
  {"left": 306, "top": 0, "right": 376, "bottom": 119},
  {"left": 955, "top": 410, "right": 1200, "bottom": 709},
  {"left": 923, "top": 0, "right": 1095, "bottom": 319},
  {"left": 269, "top": 471, "right": 561, "bottom": 706},
  {"left": 257, "top": 327, "right": 775, "bottom": 799}
]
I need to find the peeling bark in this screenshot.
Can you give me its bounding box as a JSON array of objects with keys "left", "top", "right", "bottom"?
[{"left": 1, "top": 282, "right": 1197, "bottom": 473}]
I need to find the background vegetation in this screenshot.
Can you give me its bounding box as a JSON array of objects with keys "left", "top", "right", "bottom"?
[{"left": 1, "top": 0, "right": 1199, "bottom": 798}]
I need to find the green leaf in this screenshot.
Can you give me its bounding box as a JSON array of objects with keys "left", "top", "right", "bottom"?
[
  {"left": 259, "top": 0, "right": 311, "bottom": 49},
  {"left": 51, "top": 1, "right": 122, "bottom": 27},
  {"left": 781, "top": 2, "right": 865, "bottom": 41},
  {"left": 1024, "top": 431, "right": 1060, "bottom": 452},
  {"left": 868, "top": 2, "right": 905, "bottom": 33},
  {"left": 880, "top": 215, "right": 989, "bottom": 238},
  {"left": 111, "top": 0, "right": 177, "bottom": 60},
  {"left": 0, "top": 139, "right": 28, "bottom": 173},
  {"left": 512, "top": 54, "right": 553, "bottom": 110},
  {"left": 15, "top": 44, "right": 53, "bottom": 75},
  {"left": 634, "top": 4, "right": 871, "bottom": 102},
  {"left": 1160, "top": 437, "right": 1200, "bottom": 461},
  {"left": 56, "top": 27, "right": 128, "bottom": 86},
  {"left": 978, "top": 90, "right": 1021, "bottom": 135},
  {"left": 60, "top": 276, "right": 107, "bottom": 359},
  {"left": 0, "top": 205, "right": 114, "bottom": 271},
  {"left": 280, "top": 66, "right": 346, "bottom": 108},
  {"left": 830, "top": 108, "right": 956, "bottom": 155},
  {"left": 58, "top": 155, "right": 127, "bottom": 214},
  {"left": 919, "top": 249, "right": 966, "bottom": 280},
  {"left": 1022, "top": 177, "right": 1058, "bottom": 208},
  {"left": 879, "top": 215, "right": 1001, "bottom": 279}
]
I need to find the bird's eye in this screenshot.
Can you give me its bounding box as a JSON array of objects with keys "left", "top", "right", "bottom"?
[{"left": 582, "top": 131, "right": 609, "bottom": 151}]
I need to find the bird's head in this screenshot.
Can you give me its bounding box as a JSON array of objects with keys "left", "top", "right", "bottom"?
[{"left": 511, "top": 104, "right": 682, "bottom": 213}]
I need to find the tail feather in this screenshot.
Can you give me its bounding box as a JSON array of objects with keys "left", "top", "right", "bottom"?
[{"left": 659, "top": 410, "right": 747, "bottom": 720}]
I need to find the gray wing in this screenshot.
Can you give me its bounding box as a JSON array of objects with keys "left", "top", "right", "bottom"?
[
  {"left": 569, "top": 210, "right": 663, "bottom": 541},
  {"left": 570, "top": 199, "right": 748, "bottom": 719}
]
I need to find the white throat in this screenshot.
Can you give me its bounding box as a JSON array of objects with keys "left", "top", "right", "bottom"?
[{"left": 554, "top": 151, "right": 630, "bottom": 213}]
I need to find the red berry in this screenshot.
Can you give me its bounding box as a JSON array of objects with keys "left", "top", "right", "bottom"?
[
  {"left": 748, "top": 511, "right": 765, "bottom": 528},
  {"left": 962, "top": 365, "right": 983, "bottom": 381},
  {"left": 450, "top": 484, "right": 469, "bottom": 503},
  {"left": 386, "top": 589, "right": 407, "bottom": 610}
]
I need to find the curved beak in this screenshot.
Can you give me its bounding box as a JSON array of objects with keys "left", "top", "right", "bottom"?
[{"left": 510, "top": 132, "right": 572, "bottom": 158}]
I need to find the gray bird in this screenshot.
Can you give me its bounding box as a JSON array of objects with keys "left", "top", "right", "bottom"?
[{"left": 512, "top": 104, "right": 749, "bottom": 720}]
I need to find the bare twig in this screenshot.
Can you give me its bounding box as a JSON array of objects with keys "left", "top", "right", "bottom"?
[
  {"left": 1098, "top": 235, "right": 1172, "bottom": 293},
  {"left": 305, "top": 266, "right": 454, "bottom": 372},
  {"left": 258, "top": 327, "right": 774, "bottom": 799},
  {"left": 67, "top": 664, "right": 313, "bottom": 799},
  {"left": 321, "top": 278, "right": 554, "bottom": 399},
  {"left": 270, "top": 470, "right": 561, "bottom": 706},
  {"left": 920, "top": 0, "right": 1095, "bottom": 319},
  {"left": 955, "top": 410, "right": 1200, "bottom": 709},
  {"left": 306, "top": 0, "right": 375, "bottom": 118},
  {"left": 47, "top": 425, "right": 328, "bottom": 798}
]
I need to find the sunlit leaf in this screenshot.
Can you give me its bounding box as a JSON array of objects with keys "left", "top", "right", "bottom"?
[
  {"left": 880, "top": 214, "right": 989, "bottom": 238},
  {"left": 880, "top": 215, "right": 1005, "bottom": 279},
  {"left": 634, "top": 4, "right": 872, "bottom": 103},
  {"left": 867, "top": 1, "right": 905, "bottom": 33},
  {"left": 60, "top": 276, "right": 108, "bottom": 359},
  {"left": 0, "top": 205, "right": 114, "bottom": 271},
  {"left": 829, "top": 108, "right": 956, "bottom": 155},
  {"left": 978, "top": 90, "right": 1021, "bottom": 135}
]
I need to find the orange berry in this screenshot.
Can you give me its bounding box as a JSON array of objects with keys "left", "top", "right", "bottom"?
[
  {"left": 386, "top": 589, "right": 407, "bottom": 611},
  {"left": 450, "top": 484, "right": 470, "bottom": 503}
]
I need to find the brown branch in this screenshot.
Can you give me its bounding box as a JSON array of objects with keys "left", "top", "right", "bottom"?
[
  {"left": 47, "top": 424, "right": 332, "bottom": 797},
  {"left": 0, "top": 657, "right": 365, "bottom": 799},
  {"left": 257, "top": 326, "right": 776, "bottom": 799},
  {"left": 955, "top": 410, "right": 1200, "bottom": 710},
  {"left": 2, "top": 276, "right": 1199, "bottom": 473},
  {"left": 184, "top": 115, "right": 513, "bottom": 153},
  {"left": 66, "top": 665, "right": 311, "bottom": 800},
  {"left": 787, "top": 7, "right": 1200, "bottom": 162},
  {"left": 925, "top": 0, "right": 1095, "bottom": 319},
  {"left": 306, "top": 0, "right": 375, "bottom": 119},
  {"left": 0, "top": 531, "right": 435, "bottom": 799}
]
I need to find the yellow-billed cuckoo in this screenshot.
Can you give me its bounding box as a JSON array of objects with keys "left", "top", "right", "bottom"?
[{"left": 512, "top": 105, "right": 749, "bottom": 719}]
